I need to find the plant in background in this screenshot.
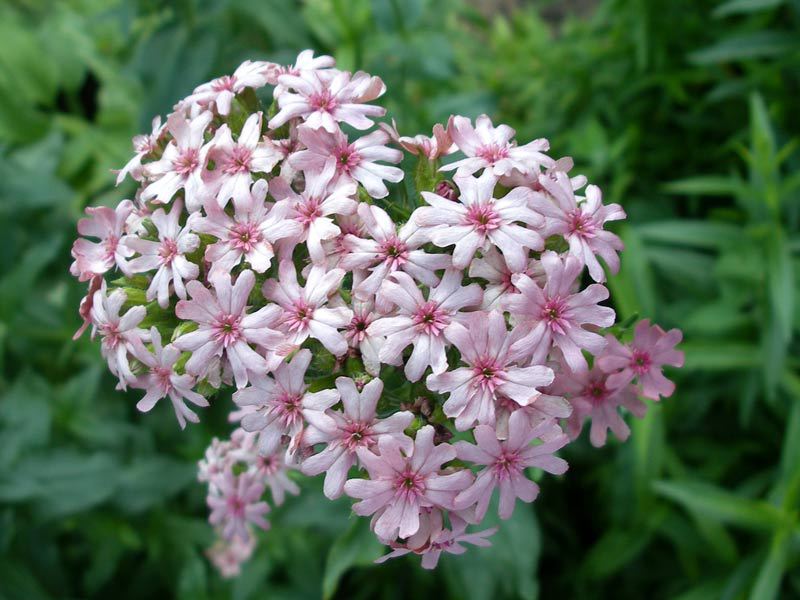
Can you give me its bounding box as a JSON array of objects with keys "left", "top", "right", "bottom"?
[{"left": 69, "top": 49, "right": 683, "bottom": 575}]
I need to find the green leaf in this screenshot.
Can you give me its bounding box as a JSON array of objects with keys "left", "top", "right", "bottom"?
[
  {"left": 689, "top": 31, "right": 799, "bottom": 64},
  {"left": 680, "top": 342, "right": 761, "bottom": 370},
  {"left": 322, "top": 517, "right": 383, "bottom": 599},
  {"left": 113, "top": 456, "right": 195, "bottom": 514},
  {"left": 637, "top": 220, "right": 743, "bottom": 250},
  {"left": 750, "top": 530, "right": 790, "bottom": 600},
  {"left": 713, "top": 0, "right": 784, "bottom": 17},
  {"left": 662, "top": 175, "right": 742, "bottom": 196}
]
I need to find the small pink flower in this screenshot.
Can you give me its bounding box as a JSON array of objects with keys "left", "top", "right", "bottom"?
[
  {"left": 206, "top": 112, "right": 283, "bottom": 209},
  {"left": 414, "top": 170, "right": 544, "bottom": 271},
  {"left": 185, "top": 60, "right": 275, "bottom": 115},
  {"left": 341, "top": 203, "right": 451, "bottom": 299},
  {"left": 190, "top": 179, "right": 302, "bottom": 275},
  {"left": 141, "top": 111, "right": 214, "bottom": 212},
  {"left": 553, "top": 366, "right": 646, "bottom": 447},
  {"left": 395, "top": 122, "right": 454, "bottom": 160},
  {"left": 504, "top": 251, "right": 615, "bottom": 372},
  {"left": 427, "top": 310, "right": 554, "bottom": 431},
  {"left": 442, "top": 114, "right": 554, "bottom": 177},
  {"left": 468, "top": 246, "right": 544, "bottom": 310},
  {"left": 73, "top": 276, "right": 103, "bottom": 340},
  {"left": 302, "top": 377, "right": 414, "bottom": 499},
  {"left": 343, "top": 425, "right": 472, "bottom": 542},
  {"left": 289, "top": 126, "right": 403, "bottom": 199},
  {"left": 529, "top": 172, "right": 625, "bottom": 282},
  {"left": 269, "top": 161, "right": 358, "bottom": 263},
  {"left": 252, "top": 449, "right": 300, "bottom": 506},
  {"left": 70, "top": 200, "right": 136, "bottom": 281},
  {"left": 124, "top": 199, "right": 200, "bottom": 308},
  {"left": 233, "top": 349, "right": 339, "bottom": 455},
  {"left": 89, "top": 283, "right": 148, "bottom": 388},
  {"left": 174, "top": 270, "right": 286, "bottom": 388},
  {"left": 454, "top": 411, "right": 568, "bottom": 519},
  {"left": 269, "top": 69, "right": 386, "bottom": 132},
  {"left": 343, "top": 297, "right": 385, "bottom": 376},
  {"left": 115, "top": 116, "right": 165, "bottom": 184},
  {"left": 207, "top": 534, "right": 256, "bottom": 578},
  {"left": 268, "top": 50, "right": 335, "bottom": 85},
  {"left": 367, "top": 270, "right": 483, "bottom": 382},
  {"left": 263, "top": 261, "right": 353, "bottom": 356},
  {"left": 131, "top": 327, "right": 209, "bottom": 428},
  {"left": 207, "top": 470, "right": 270, "bottom": 541},
  {"left": 597, "top": 319, "right": 684, "bottom": 400}
]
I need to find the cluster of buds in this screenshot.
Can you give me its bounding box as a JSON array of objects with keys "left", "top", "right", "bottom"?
[{"left": 70, "top": 50, "right": 683, "bottom": 574}]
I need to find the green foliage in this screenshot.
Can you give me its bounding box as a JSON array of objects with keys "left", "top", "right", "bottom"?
[{"left": 0, "top": 0, "right": 798, "bottom": 598}]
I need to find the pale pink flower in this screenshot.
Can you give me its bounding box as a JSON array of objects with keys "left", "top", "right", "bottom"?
[
  {"left": 341, "top": 203, "right": 451, "bottom": 299},
  {"left": 141, "top": 111, "right": 214, "bottom": 212},
  {"left": 253, "top": 450, "right": 300, "bottom": 506},
  {"left": 504, "top": 251, "right": 615, "bottom": 372},
  {"left": 414, "top": 170, "right": 544, "bottom": 271},
  {"left": 115, "top": 116, "right": 165, "bottom": 184},
  {"left": 268, "top": 50, "right": 335, "bottom": 84},
  {"left": 206, "top": 112, "right": 283, "bottom": 208},
  {"left": 198, "top": 437, "right": 232, "bottom": 493},
  {"left": 553, "top": 366, "right": 646, "bottom": 447},
  {"left": 131, "top": 327, "right": 208, "bottom": 428},
  {"left": 233, "top": 349, "right": 339, "bottom": 455},
  {"left": 468, "top": 246, "right": 544, "bottom": 310},
  {"left": 185, "top": 60, "right": 275, "bottom": 115},
  {"left": 597, "top": 319, "right": 684, "bottom": 400},
  {"left": 174, "top": 270, "right": 285, "bottom": 388},
  {"left": 263, "top": 261, "right": 353, "bottom": 356},
  {"left": 124, "top": 199, "right": 200, "bottom": 308},
  {"left": 396, "top": 122, "right": 455, "bottom": 160},
  {"left": 343, "top": 297, "right": 385, "bottom": 376},
  {"left": 494, "top": 394, "right": 572, "bottom": 440},
  {"left": 190, "top": 180, "right": 302, "bottom": 275},
  {"left": 499, "top": 156, "right": 587, "bottom": 191},
  {"left": 269, "top": 161, "right": 357, "bottom": 263},
  {"left": 269, "top": 69, "right": 386, "bottom": 132},
  {"left": 73, "top": 276, "right": 103, "bottom": 340},
  {"left": 343, "top": 425, "right": 472, "bottom": 542},
  {"left": 529, "top": 172, "right": 625, "bottom": 282},
  {"left": 302, "top": 377, "right": 414, "bottom": 499},
  {"left": 367, "top": 270, "right": 483, "bottom": 382},
  {"left": 442, "top": 114, "right": 554, "bottom": 177},
  {"left": 426, "top": 310, "right": 554, "bottom": 431},
  {"left": 289, "top": 127, "right": 403, "bottom": 199},
  {"left": 207, "top": 533, "right": 256, "bottom": 578},
  {"left": 207, "top": 471, "right": 270, "bottom": 541},
  {"left": 89, "top": 283, "right": 148, "bottom": 388},
  {"left": 70, "top": 200, "right": 136, "bottom": 281},
  {"left": 455, "top": 411, "right": 568, "bottom": 519}
]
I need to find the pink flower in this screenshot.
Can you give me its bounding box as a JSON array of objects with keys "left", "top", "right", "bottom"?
[
  {"left": 529, "top": 172, "right": 625, "bottom": 282},
  {"left": 289, "top": 127, "right": 403, "bottom": 199},
  {"left": 233, "top": 349, "right": 339, "bottom": 455},
  {"left": 494, "top": 394, "right": 572, "bottom": 440},
  {"left": 207, "top": 534, "right": 256, "bottom": 579},
  {"left": 302, "top": 377, "right": 414, "bottom": 499},
  {"left": 343, "top": 297, "right": 385, "bottom": 376},
  {"left": 341, "top": 203, "right": 451, "bottom": 299},
  {"left": 597, "top": 319, "right": 684, "bottom": 400},
  {"left": 269, "top": 162, "right": 358, "bottom": 263},
  {"left": 190, "top": 180, "right": 302, "bottom": 275},
  {"left": 269, "top": 69, "right": 386, "bottom": 132},
  {"left": 207, "top": 471, "right": 270, "bottom": 541},
  {"left": 442, "top": 114, "right": 554, "bottom": 177},
  {"left": 124, "top": 199, "right": 200, "bottom": 308},
  {"left": 141, "top": 111, "right": 214, "bottom": 212},
  {"left": 206, "top": 112, "right": 283, "bottom": 208},
  {"left": 553, "top": 366, "right": 646, "bottom": 447},
  {"left": 367, "top": 270, "right": 483, "bottom": 382},
  {"left": 174, "top": 270, "right": 285, "bottom": 388},
  {"left": 252, "top": 449, "right": 300, "bottom": 506},
  {"left": 468, "top": 246, "right": 543, "bottom": 310},
  {"left": 131, "top": 327, "right": 208, "bottom": 428},
  {"left": 70, "top": 200, "right": 136, "bottom": 281},
  {"left": 89, "top": 283, "right": 148, "bottom": 388},
  {"left": 454, "top": 411, "right": 568, "bottom": 519},
  {"left": 414, "top": 170, "right": 544, "bottom": 271},
  {"left": 185, "top": 60, "right": 274, "bottom": 115},
  {"left": 263, "top": 261, "right": 353, "bottom": 356},
  {"left": 396, "top": 122, "right": 455, "bottom": 160},
  {"left": 426, "top": 310, "right": 554, "bottom": 431},
  {"left": 73, "top": 276, "right": 103, "bottom": 340},
  {"left": 343, "top": 425, "right": 472, "bottom": 542},
  {"left": 115, "top": 116, "right": 165, "bottom": 184},
  {"left": 504, "top": 251, "right": 615, "bottom": 372},
  {"left": 268, "top": 50, "right": 335, "bottom": 84}
]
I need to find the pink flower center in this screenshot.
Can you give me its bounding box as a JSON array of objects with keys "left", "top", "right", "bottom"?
[
  {"left": 412, "top": 301, "right": 449, "bottom": 336},
  {"left": 631, "top": 349, "right": 651, "bottom": 374},
  {"left": 152, "top": 365, "right": 173, "bottom": 392},
  {"left": 346, "top": 312, "right": 372, "bottom": 344},
  {"left": 465, "top": 203, "right": 501, "bottom": 234},
  {"left": 379, "top": 237, "right": 409, "bottom": 267},
  {"left": 394, "top": 468, "right": 425, "bottom": 500},
  {"left": 212, "top": 75, "right": 236, "bottom": 92},
  {"left": 500, "top": 270, "right": 517, "bottom": 293},
  {"left": 472, "top": 357, "right": 504, "bottom": 392},
  {"left": 567, "top": 210, "right": 597, "bottom": 239},
  {"left": 223, "top": 145, "right": 253, "bottom": 174},
  {"left": 174, "top": 147, "right": 200, "bottom": 175},
  {"left": 212, "top": 314, "right": 243, "bottom": 347},
  {"left": 286, "top": 300, "right": 313, "bottom": 332},
  {"left": 585, "top": 379, "right": 610, "bottom": 407},
  {"left": 334, "top": 144, "right": 360, "bottom": 174},
  {"left": 275, "top": 392, "right": 304, "bottom": 428},
  {"left": 475, "top": 143, "right": 509, "bottom": 164},
  {"left": 342, "top": 421, "right": 374, "bottom": 451},
  {"left": 258, "top": 455, "right": 279, "bottom": 475},
  {"left": 226, "top": 494, "right": 246, "bottom": 516},
  {"left": 296, "top": 197, "right": 323, "bottom": 225},
  {"left": 158, "top": 238, "right": 179, "bottom": 264},
  {"left": 309, "top": 88, "right": 338, "bottom": 112},
  {"left": 103, "top": 236, "right": 120, "bottom": 263},
  {"left": 100, "top": 323, "right": 122, "bottom": 348},
  {"left": 230, "top": 222, "right": 262, "bottom": 252},
  {"left": 492, "top": 449, "right": 522, "bottom": 480},
  {"left": 541, "top": 297, "right": 569, "bottom": 335}
]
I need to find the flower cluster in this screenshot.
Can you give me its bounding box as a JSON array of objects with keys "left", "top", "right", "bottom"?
[{"left": 70, "top": 50, "right": 683, "bottom": 574}]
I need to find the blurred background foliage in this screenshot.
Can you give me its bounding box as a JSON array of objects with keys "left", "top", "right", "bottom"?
[{"left": 0, "top": 0, "right": 799, "bottom": 598}]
